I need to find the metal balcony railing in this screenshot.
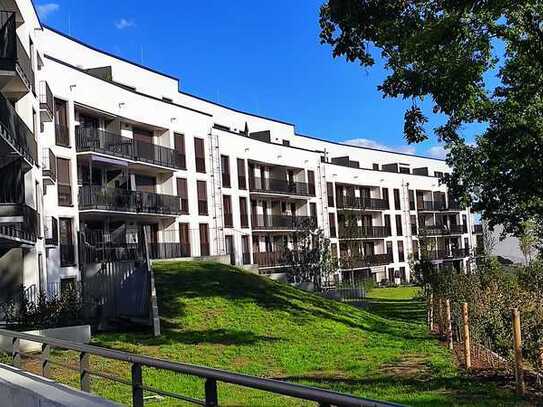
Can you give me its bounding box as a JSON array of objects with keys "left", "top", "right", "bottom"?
[
  {"left": 148, "top": 242, "right": 191, "bottom": 259},
  {"left": 339, "top": 253, "right": 393, "bottom": 269},
  {"left": 39, "top": 81, "right": 54, "bottom": 120},
  {"left": 253, "top": 251, "right": 288, "bottom": 267},
  {"left": 75, "top": 127, "right": 186, "bottom": 170},
  {"left": 251, "top": 215, "right": 317, "bottom": 230},
  {"left": 425, "top": 248, "right": 470, "bottom": 260},
  {"left": 79, "top": 186, "right": 181, "bottom": 216},
  {"left": 419, "top": 224, "right": 467, "bottom": 235},
  {"left": 15, "top": 36, "right": 34, "bottom": 94},
  {"left": 0, "top": 204, "right": 38, "bottom": 243},
  {"left": 417, "top": 200, "right": 447, "bottom": 211},
  {"left": 42, "top": 148, "right": 57, "bottom": 182},
  {"left": 338, "top": 225, "right": 391, "bottom": 239},
  {"left": 0, "top": 90, "right": 37, "bottom": 165},
  {"left": 337, "top": 196, "right": 389, "bottom": 211},
  {"left": 249, "top": 177, "right": 313, "bottom": 197}
]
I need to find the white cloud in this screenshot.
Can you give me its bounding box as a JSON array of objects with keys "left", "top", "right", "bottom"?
[
  {"left": 342, "top": 138, "right": 417, "bottom": 155},
  {"left": 426, "top": 145, "right": 448, "bottom": 159},
  {"left": 36, "top": 3, "right": 59, "bottom": 20},
  {"left": 115, "top": 18, "right": 135, "bottom": 30}
]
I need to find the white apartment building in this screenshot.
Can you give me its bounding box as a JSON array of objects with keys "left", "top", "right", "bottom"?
[{"left": 0, "top": 0, "right": 482, "bottom": 297}]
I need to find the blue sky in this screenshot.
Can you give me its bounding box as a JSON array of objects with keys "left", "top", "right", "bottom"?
[{"left": 35, "top": 0, "right": 477, "bottom": 159}]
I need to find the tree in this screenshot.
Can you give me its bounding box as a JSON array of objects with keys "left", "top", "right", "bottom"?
[
  {"left": 319, "top": 1, "right": 543, "bottom": 246},
  {"left": 519, "top": 219, "right": 537, "bottom": 264},
  {"left": 283, "top": 218, "right": 336, "bottom": 291}
]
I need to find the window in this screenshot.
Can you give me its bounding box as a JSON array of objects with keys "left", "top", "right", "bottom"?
[
  {"left": 174, "top": 133, "right": 186, "bottom": 169},
  {"left": 241, "top": 235, "right": 250, "bottom": 264},
  {"left": 329, "top": 213, "right": 337, "bottom": 238},
  {"left": 176, "top": 178, "right": 189, "bottom": 214},
  {"left": 239, "top": 197, "right": 249, "bottom": 228},
  {"left": 373, "top": 163, "right": 379, "bottom": 170},
  {"left": 55, "top": 99, "right": 69, "bottom": 147},
  {"left": 327, "top": 182, "right": 335, "bottom": 207},
  {"left": 399, "top": 166, "right": 410, "bottom": 174},
  {"left": 197, "top": 180, "right": 208, "bottom": 215},
  {"left": 179, "top": 223, "right": 191, "bottom": 256},
  {"left": 57, "top": 158, "right": 72, "bottom": 206},
  {"left": 435, "top": 171, "right": 444, "bottom": 178},
  {"left": 237, "top": 159, "right": 246, "bottom": 189},
  {"left": 399, "top": 267, "right": 406, "bottom": 283},
  {"left": 396, "top": 214, "right": 403, "bottom": 236},
  {"left": 382, "top": 188, "right": 389, "bottom": 208},
  {"left": 310, "top": 202, "right": 317, "bottom": 219},
  {"left": 59, "top": 218, "right": 75, "bottom": 267},
  {"left": 384, "top": 215, "right": 391, "bottom": 234},
  {"left": 135, "top": 174, "right": 156, "bottom": 193},
  {"left": 393, "top": 188, "right": 401, "bottom": 210},
  {"left": 223, "top": 195, "right": 233, "bottom": 227},
  {"left": 221, "top": 155, "right": 231, "bottom": 188},
  {"left": 194, "top": 138, "right": 206, "bottom": 173},
  {"left": 408, "top": 190, "right": 415, "bottom": 210},
  {"left": 386, "top": 241, "right": 393, "bottom": 256},
  {"left": 199, "top": 223, "right": 210, "bottom": 256},
  {"left": 282, "top": 139, "right": 290, "bottom": 146},
  {"left": 307, "top": 170, "right": 315, "bottom": 195},
  {"left": 398, "top": 241, "right": 405, "bottom": 262}
]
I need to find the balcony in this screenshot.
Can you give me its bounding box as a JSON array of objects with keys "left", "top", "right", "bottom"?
[
  {"left": 0, "top": 90, "right": 37, "bottom": 166},
  {"left": 418, "top": 200, "right": 464, "bottom": 212},
  {"left": 0, "top": 12, "right": 35, "bottom": 99},
  {"left": 79, "top": 186, "right": 182, "bottom": 216},
  {"left": 253, "top": 251, "right": 288, "bottom": 268},
  {"left": 337, "top": 196, "right": 389, "bottom": 211},
  {"left": 251, "top": 215, "right": 317, "bottom": 231},
  {"left": 338, "top": 225, "right": 391, "bottom": 239},
  {"left": 0, "top": 204, "right": 38, "bottom": 246},
  {"left": 339, "top": 253, "right": 393, "bottom": 269},
  {"left": 425, "top": 248, "right": 470, "bottom": 260},
  {"left": 148, "top": 242, "right": 191, "bottom": 260},
  {"left": 44, "top": 216, "right": 58, "bottom": 246},
  {"left": 39, "top": 81, "right": 54, "bottom": 122},
  {"left": 75, "top": 127, "right": 186, "bottom": 170},
  {"left": 473, "top": 224, "right": 483, "bottom": 234},
  {"left": 419, "top": 224, "right": 467, "bottom": 236},
  {"left": 249, "top": 177, "right": 313, "bottom": 197},
  {"left": 42, "top": 148, "right": 56, "bottom": 184}
]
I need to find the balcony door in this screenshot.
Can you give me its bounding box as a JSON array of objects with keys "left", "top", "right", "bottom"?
[
  {"left": 225, "top": 235, "right": 235, "bottom": 265},
  {"left": 179, "top": 223, "right": 191, "bottom": 256}
]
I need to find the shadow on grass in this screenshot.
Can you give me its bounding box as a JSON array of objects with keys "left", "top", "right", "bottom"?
[
  {"left": 152, "top": 262, "right": 429, "bottom": 340},
  {"left": 362, "top": 297, "right": 427, "bottom": 323}
]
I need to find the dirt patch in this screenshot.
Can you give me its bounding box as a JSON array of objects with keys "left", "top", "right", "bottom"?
[{"left": 379, "top": 355, "right": 432, "bottom": 379}]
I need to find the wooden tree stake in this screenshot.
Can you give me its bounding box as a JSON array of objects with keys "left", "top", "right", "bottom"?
[
  {"left": 462, "top": 302, "right": 471, "bottom": 369},
  {"left": 428, "top": 293, "right": 434, "bottom": 331},
  {"left": 445, "top": 299, "right": 453, "bottom": 350},
  {"left": 512, "top": 308, "right": 525, "bottom": 396}
]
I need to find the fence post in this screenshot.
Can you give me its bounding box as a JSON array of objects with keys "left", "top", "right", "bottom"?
[
  {"left": 428, "top": 293, "right": 434, "bottom": 331},
  {"left": 445, "top": 299, "right": 453, "bottom": 350},
  {"left": 41, "top": 343, "right": 50, "bottom": 378},
  {"left": 512, "top": 308, "right": 525, "bottom": 396},
  {"left": 462, "top": 302, "right": 471, "bottom": 370},
  {"left": 80, "top": 351, "right": 91, "bottom": 393},
  {"left": 131, "top": 363, "right": 144, "bottom": 407},
  {"left": 205, "top": 378, "right": 218, "bottom": 407},
  {"left": 11, "top": 337, "right": 21, "bottom": 368}
]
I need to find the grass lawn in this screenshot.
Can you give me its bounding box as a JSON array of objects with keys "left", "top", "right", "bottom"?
[{"left": 20, "top": 262, "right": 530, "bottom": 406}]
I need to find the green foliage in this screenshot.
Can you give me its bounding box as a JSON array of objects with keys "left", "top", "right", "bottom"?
[{"left": 319, "top": 1, "right": 543, "bottom": 243}]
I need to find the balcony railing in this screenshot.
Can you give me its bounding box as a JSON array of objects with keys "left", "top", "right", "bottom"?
[
  {"left": 79, "top": 186, "right": 181, "bottom": 216},
  {"left": 149, "top": 243, "right": 191, "bottom": 259},
  {"left": 249, "top": 177, "right": 313, "bottom": 197},
  {"left": 339, "top": 253, "right": 393, "bottom": 269},
  {"left": 338, "top": 225, "right": 391, "bottom": 239},
  {"left": 425, "top": 248, "right": 470, "bottom": 260},
  {"left": 0, "top": 90, "right": 37, "bottom": 165},
  {"left": 39, "top": 81, "right": 54, "bottom": 121},
  {"left": 55, "top": 124, "right": 70, "bottom": 147},
  {"left": 44, "top": 216, "right": 58, "bottom": 246},
  {"left": 253, "top": 251, "right": 288, "bottom": 268},
  {"left": 0, "top": 204, "right": 38, "bottom": 243},
  {"left": 58, "top": 184, "right": 72, "bottom": 206},
  {"left": 0, "top": 12, "right": 34, "bottom": 94},
  {"left": 418, "top": 200, "right": 464, "bottom": 211},
  {"left": 251, "top": 215, "right": 317, "bottom": 230},
  {"left": 42, "top": 148, "right": 57, "bottom": 182},
  {"left": 337, "top": 196, "right": 389, "bottom": 211},
  {"left": 419, "top": 224, "right": 467, "bottom": 236},
  {"left": 75, "top": 127, "right": 186, "bottom": 170}
]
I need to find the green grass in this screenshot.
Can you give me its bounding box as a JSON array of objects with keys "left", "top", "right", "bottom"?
[
  {"left": 368, "top": 286, "right": 421, "bottom": 301},
  {"left": 29, "top": 262, "right": 529, "bottom": 406}
]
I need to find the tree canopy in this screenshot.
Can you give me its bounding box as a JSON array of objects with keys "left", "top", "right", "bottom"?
[{"left": 320, "top": 1, "right": 543, "bottom": 244}]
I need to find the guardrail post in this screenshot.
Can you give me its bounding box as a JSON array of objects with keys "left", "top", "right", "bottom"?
[
  {"left": 131, "top": 363, "right": 144, "bottom": 407},
  {"left": 41, "top": 343, "right": 50, "bottom": 378},
  {"left": 11, "top": 337, "right": 21, "bottom": 368},
  {"left": 80, "top": 351, "right": 91, "bottom": 392},
  {"left": 205, "top": 378, "right": 218, "bottom": 407}
]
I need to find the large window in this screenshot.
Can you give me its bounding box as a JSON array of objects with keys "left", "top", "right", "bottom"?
[
  {"left": 55, "top": 98, "right": 69, "bottom": 147},
  {"left": 176, "top": 178, "right": 189, "bottom": 214},
  {"left": 398, "top": 241, "right": 405, "bottom": 262},
  {"left": 59, "top": 218, "right": 75, "bottom": 267},
  {"left": 237, "top": 159, "right": 246, "bottom": 190},
  {"left": 327, "top": 182, "right": 335, "bottom": 207},
  {"left": 199, "top": 223, "right": 209, "bottom": 256},
  {"left": 221, "top": 155, "right": 231, "bottom": 188},
  {"left": 393, "top": 189, "right": 401, "bottom": 210},
  {"left": 197, "top": 180, "right": 208, "bottom": 215},
  {"left": 174, "top": 133, "right": 186, "bottom": 169},
  {"left": 307, "top": 170, "right": 315, "bottom": 195},
  {"left": 329, "top": 213, "right": 337, "bottom": 238},
  {"left": 239, "top": 197, "right": 249, "bottom": 228},
  {"left": 179, "top": 223, "right": 191, "bottom": 257},
  {"left": 223, "top": 195, "right": 233, "bottom": 227},
  {"left": 396, "top": 214, "right": 403, "bottom": 236},
  {"left": 57, "top": 157, "right": 72, "bottom": 206},
  {"left": 194, "top": 138, "right": 206, "bottom": 173}
]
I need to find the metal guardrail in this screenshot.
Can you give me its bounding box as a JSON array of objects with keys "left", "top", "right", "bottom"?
[
  {"left": 337, "top": 197, "right": 389, "bottom": 211},
  {"left": 249, "top": 177, "right": 314, "bottom": 197},
  {"left": 0, "top": 329, "right": 401, "bottom": 407}
]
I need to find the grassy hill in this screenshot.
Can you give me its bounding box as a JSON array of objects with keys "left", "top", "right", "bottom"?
[{"left": 44, "top": 262, "right": 524, "bottom": 406}]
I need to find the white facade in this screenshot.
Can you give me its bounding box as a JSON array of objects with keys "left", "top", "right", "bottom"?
[{"left": 0, "top": 1, "right": 482, "bottom": 295}]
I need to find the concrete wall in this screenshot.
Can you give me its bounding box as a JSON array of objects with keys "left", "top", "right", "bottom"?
[{"left": 0, "top": 325, "right": 91, "bottom": 353}]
